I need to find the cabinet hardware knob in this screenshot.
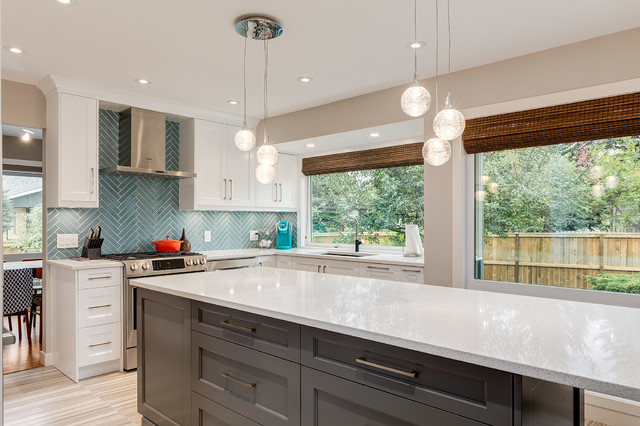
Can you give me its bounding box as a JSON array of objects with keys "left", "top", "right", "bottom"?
[
  {"left": 223, "top": 178, "right": 227, "bottom": 200},
  {"left": 221, "top": 372, "right": 256, "bottom": 388},
  {"left": 367, "top": 266, "right": 390, "bottom": 271},
  {"left": 220, "top": 320, "right": 256, "bottom": 333},
  {"left": 90, "top": 168, "right": 95, "bottom": 194},
  {"left": 88, "top": 275, "right": 112, "bottom": 280},
  {"left": 402, "top": 269, "right": 421, "bottom": 273},
  {"left": 88, "top": 304, "right": 112, "bottom": 309},
  {"left": 89, "top": 341, "right": 112, "bottom": 348},
  {"left": 355, "top": 357, "right": 417, "bottom": 378},
  {"left": 229, "top": 179, "right": 233, "bottom": 200}
]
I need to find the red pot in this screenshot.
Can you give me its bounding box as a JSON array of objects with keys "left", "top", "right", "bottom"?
[{"left": 152, "top": 236, "right": 183, "bottom": 252}]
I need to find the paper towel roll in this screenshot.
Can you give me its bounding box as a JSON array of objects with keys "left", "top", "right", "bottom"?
[{"left": 404, "top": 224, "right": 422, "bottom": 257}]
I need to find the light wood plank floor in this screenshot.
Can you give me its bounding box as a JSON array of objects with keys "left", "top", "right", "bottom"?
[{"left": 3, "top": 366, "right": 141, "bottom": 425}]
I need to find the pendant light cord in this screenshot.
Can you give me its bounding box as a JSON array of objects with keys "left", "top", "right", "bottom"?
[
  {"left": 413, "top": 0, "right": 418, "bottom": 81},
  {"left": 263, "top": 39, "right": 269, "bottom": 145},
  {"left": 242, "top": 36, "right": 248, "bottom": 128},
  {"left": 446, "top": 0, "right": 452, "bottom": 106},
  {"left": 435, "top": 0, "right": 439, "bottom": 113}
]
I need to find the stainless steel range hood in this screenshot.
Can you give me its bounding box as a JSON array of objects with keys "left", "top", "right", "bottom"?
[{"left": 100, "top": 107, "right": 196, "bottom": 179}]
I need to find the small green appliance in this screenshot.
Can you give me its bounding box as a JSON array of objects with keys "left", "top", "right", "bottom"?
[{"left": 276, "top": 221, "right": 292, "bottom": 249}]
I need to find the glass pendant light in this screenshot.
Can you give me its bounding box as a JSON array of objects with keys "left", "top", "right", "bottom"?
[
  {"left": 432, "top": 0, "right": 465, "bottom": 140},
  {"left": 401, "top": 0, "right": 431, "bottom": 117},
  {"left": 234, "top": 37, "right": 256, "bottom": 151},
  {"left": 256, "top": 38, "right": 278, "bottom": 182}
]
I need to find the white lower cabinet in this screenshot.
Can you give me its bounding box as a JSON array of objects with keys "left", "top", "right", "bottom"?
[
  {"left": 50, "top": 262, "right": 123, "bottom": 382},
  {"left": 359, "top": 262, "right": 424, "bottom": 283},
  {"left": 276, "top": 255, "right": 292, "bottom": 269},
  {"left": 291, "top": 257, "right": 360, "bottom": 277},
  {"left": 256, "top": 255, "right": 277, "bottom": 268}
]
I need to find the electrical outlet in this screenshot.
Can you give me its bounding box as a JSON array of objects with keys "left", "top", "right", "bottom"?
[
  {"left": 204, "top": 230, "right": 211, "bottom": 242},
  {"left": 57, "top": 233, "right": 79, "bottom": 248},
  {"left": 250, "top": 230, "right": 259, "bottom": 241}
]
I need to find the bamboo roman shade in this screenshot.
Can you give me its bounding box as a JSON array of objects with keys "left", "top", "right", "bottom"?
[
  {"left": 462, "top": 92, "right": 640, "bottom": 154},
  {"left": 301, "top": 142, "right": 424, "bottom": 176}
]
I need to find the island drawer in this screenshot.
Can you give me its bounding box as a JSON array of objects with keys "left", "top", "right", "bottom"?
[
  {"left": 192, "top": 392, "right": 260, "bottom": 426},
  {"left": 302, "top": 366, "right": 483, "bottom": 426},
  {"left": 192, "top": 331, "right": 301, "bottom": 426},
  {"left": 192, "top": 301, "right": 300, "bottom": 361},
  {"left": 301, "top": 326, "right": 513, "bottom": 426}
]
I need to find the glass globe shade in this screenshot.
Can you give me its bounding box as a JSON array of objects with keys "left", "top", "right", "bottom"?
[
  {"left": 257, "top": 144, "right": 278, "bottom": 166},
  {"left": 591, "top": 184, "right": 604, "bottom": 197},
  {"left": 422, "top": 138, "right": 451, "bottom": 166},
  {"left": 255, "top": 164, "right": 276, "bottom": 184},
  {"left": 401, "top": 84, "right": 431, "bottom": 117},
  {"left": 488, "top": 182, "right": 499, "bottom": 194},
  {"left": 234, "top": 128, "right": 256, "bottom": 151},
  {"left": 475, "top": 190, "right": 486, "bottom": 202},
  {"left": 605, "top": 175, "right": 618, "bottom": 189},
  {"left": 433, "top": 108, "right": 466, "bottom": 140},
  {"left": 589, "top": 165, "right": 603, "bottom": 180},
  {"left": 481, "top": 175, "right": 490, "bottom": 185}
]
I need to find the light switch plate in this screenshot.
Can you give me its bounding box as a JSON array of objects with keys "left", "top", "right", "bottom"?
[
  {"left": 57, "top": 233, "right": 78, "bottom": 249},
  {"left": 250, "top": 230, "right": 259, "bottom": 241},
  {"left": 204, "top": 230, "right": 211, "bottom": 242}
]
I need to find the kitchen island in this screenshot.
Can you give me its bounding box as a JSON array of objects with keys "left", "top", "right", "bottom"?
[{"left": 132, "top": 267, "right": 640, "bottom": 426}]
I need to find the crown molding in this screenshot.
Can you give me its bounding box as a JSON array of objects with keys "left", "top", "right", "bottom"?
[{"left": 35, "top": 75, "right": 259, "bottom": 127}]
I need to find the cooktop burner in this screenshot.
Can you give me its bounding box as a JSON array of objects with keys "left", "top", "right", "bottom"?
[{"left": 102, "top": 251, "right": 202, "bottom": 261}]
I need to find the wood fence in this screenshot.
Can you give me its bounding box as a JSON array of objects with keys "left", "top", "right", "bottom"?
[
  {"left": 312, "top": 232, "right": 395, "bottom": 245},
  {"left": 483, "top": 233, "right": 640, "bottom": 289}
]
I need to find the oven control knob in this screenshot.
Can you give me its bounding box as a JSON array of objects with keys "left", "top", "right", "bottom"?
[
  {"left": 130, "top": 263, "right": 139, "bottom": 271},
  {"left": 186, "top": 259, "right": 193, "bottom": 266},
  {"left": 142, "top": 263, "right": 149, "bottom": 270},
  {"left": 199, "top": 258, "right": 206, "bottom": 265}
]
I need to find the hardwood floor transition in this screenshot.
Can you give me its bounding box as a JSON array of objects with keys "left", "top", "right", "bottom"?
[{"left": 3, "top": 316, "right": 43, "bottom": 375}]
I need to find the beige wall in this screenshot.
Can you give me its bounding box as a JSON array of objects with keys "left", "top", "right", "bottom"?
[
  {"left": 1, "top": 80, "right": 46, "bottom": 129},
  {"left": 3, "top": 135, "right": 43, "bottom": 162},
  {"left": 264, "top": 27, "right": 640, "bottom": 287}
]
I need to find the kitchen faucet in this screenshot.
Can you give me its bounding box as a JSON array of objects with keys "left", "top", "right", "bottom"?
[{"left": 354, "top": 218, "right": 363, "bottom": 252}]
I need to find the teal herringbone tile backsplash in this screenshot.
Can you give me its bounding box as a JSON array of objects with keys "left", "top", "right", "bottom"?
[{"left": 47, "top": 110, "right": 296, "bottom": 260}]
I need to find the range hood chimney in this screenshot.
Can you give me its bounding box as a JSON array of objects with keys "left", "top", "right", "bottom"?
[{"left": 100, "top": 107, "right": 196, "bottom": 179}]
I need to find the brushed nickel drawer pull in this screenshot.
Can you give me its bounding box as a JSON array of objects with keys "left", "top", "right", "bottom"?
[
  {"left": 89, "top": 341, "right": 112, "bottom": 348},
  {"left": 223, "top": 178, "right": 227, "bottom": 200},
  {"left": 88, "top": 275, "right": 112, "bottom": 280},
  {"left": 367, "top": 266, "right": 390, "bottom": 271},
  {"left": 220, "top": 320, "right": 256, "bottom": 333},
  {"left": 88, "top": 304, "right": 112, "bottom": 309},
  {"left": 221, "top": 372, "right": 256, "bottom": 388},
  {"left": 402, "top": 269, "right": 422, "bottom": 273},
  {"left": 355, "top": 357, "right": 417, "bottom": 378}
]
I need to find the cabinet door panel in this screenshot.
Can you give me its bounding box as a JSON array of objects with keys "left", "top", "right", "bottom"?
[
  {"left": 323, "top": 259, "right": 359, "bottom": 277},
  {"left": 276, "top": 154, "right": 297, "bottom": 208},
  {"left": 195, "top": 120, "right": 227, "bottom": 206},
  {"left": 291, "top": 258, "right": 322, "bottom": 273},
  {"left": 59, "top": 93, "right": 98, "bottom": 205},
  {"left": 226, "top": 126, "right": 255, "bottom": 207},
  {"left": 302, "top": 367, "right": 482, "bottom": 426},
  {"left": 192, "top": 392, "right": 259, "bottom": 426},
  {"left": 77, "top": 322, "right": 121, "bottom": 367}
]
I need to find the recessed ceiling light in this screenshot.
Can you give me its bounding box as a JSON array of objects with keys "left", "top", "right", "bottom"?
[
  {"left": 57, "top": 0, "right": 72, "bottom": 4},
  {"left": 306, "top": 143, "right": 315, "bottom": 148},
  {"left": 297, "top": 76, "right": 313, "bottom": 83},
  {"left": 7, "top": 47, "right": 23, "bottom": 54},
  {"left": 227, "top": 100, "right": 239, "bottom": 105},
  {"left": 407, "top": 41, "right": 425, "bottom": 49},
  {"left": 369, "top": 132, "right": 380, "bottom": 138},
  {"left": 135, "top": 78, "right": 150, "bottom": 85},
  {"left": 21, "top": 129, "right": 34, "bottom": 142}
]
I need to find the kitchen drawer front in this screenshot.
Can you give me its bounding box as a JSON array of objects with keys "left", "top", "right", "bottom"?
[
  {"left": 192, "top": 392, "right": 260, "bottom": 426},
  {"left": 78, "top": 285, "right": 121, "bottom": 328},
  {"left": 359, "top": 263, "right": 396, "bottom": 280},
  {"left": 192, "top": 332, "right": 300, "bottom": 426},
  {"left": 301, "top": 326, "right": 513, "bottom": 426},
  {"left": 192, "top": 301, "right": 300, "bottom": 362},
  {"left": 78, "top": 322, "right": 122, "bottom": 367},
  {"left": 276, "top": 255, "right": 292, "bottom": 269},
  {"left": 256, "top": 255, "right": 277, "bottom": 268},
  {"left": 395, "top": 266, "right": 424, "bottom": 283},
  {"left": 301, "top": 366, "right": 483, "bottom": 426},
  {"left": 78, "top": 267, "right": 122, "bottom": 289}
]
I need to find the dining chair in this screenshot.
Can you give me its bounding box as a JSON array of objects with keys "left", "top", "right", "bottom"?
[
  {"left": 23, "top": 259, "right": 43, "bottom": 344},
  {"left": 3, "top": 268, "right": 33, "bottom": 344}
]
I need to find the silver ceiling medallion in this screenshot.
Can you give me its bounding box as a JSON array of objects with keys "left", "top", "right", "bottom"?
[{"left": 235, "top": 16, "right": 283, "bottom": 40}]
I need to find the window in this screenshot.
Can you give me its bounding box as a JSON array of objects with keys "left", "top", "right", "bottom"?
[
  {"left": 3, "top": 174, "right": 43, "bottom": 255},
  {"left": 310, "top": 165, "right": 424, "bottom": 248},
  {"left": 469, "top": 94, "right": 640, "bottom": 296}
]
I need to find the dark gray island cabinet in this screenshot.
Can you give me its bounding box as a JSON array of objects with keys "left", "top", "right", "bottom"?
[{"left": 137, "top": 289, "right": 581, "bottom": 426}]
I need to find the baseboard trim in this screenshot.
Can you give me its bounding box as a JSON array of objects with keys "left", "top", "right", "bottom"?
[
  {"left": 40, "top": 351, "right": 54, "bottom": 366},
  {"left": 585, "top": 391, "right": 640, "bottom": 426}
]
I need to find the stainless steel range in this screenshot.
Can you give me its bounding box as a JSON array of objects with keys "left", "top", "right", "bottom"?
[{"left": 102, "top": 251, "right": 207, "bottom": 370}]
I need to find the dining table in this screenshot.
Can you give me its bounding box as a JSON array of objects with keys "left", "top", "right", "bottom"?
[{"left": 3, "top": 260, "right": 43, "bottom": 271}]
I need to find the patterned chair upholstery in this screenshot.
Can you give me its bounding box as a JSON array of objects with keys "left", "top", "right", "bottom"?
[{"left": 4, "top": 268, "right": 33, "bottom": 344}]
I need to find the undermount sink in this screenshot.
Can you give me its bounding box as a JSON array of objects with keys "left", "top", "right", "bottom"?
[{"left": 324, "top": 251, "right": 376, "bottom": 258}]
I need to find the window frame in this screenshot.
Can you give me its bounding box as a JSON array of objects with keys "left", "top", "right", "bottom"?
[{"left": 464, "top": 146, "right": 640, "bottom": 309}]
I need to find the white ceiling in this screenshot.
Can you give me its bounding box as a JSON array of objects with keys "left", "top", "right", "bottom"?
[{"left": 2, "top": 0, "right": 640, "bottom": 119}]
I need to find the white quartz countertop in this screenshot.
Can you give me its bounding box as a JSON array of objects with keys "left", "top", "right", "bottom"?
[
  {"left": 47, "top": 258, "right": 123, "bottom": 270},
  {"left": 131, "top": 267, "right": 640, "bottom": 402},
  {"left": 201, "top": 248, "right": 424, "bottom": 266}
]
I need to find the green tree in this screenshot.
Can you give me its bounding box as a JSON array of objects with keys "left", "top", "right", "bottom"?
[
  {"left": 3, "top": 192, "right": 15, "bottom": 233},
  {"left": 10, "top": 204, "right": 42, "bottom": 253}
]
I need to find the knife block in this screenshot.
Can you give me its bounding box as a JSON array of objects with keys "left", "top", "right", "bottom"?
[{"left": 81, "top": 238, "right": 104, "bottom": 259}]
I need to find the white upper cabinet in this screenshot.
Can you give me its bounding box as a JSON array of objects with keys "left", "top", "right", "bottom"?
[
  {"left": 255, "top": 153, "right": 297, "bottom": 211},
  {"left": 179, "top": 119, "right": 255, "bottom": 210},
  {"left": 46, "top": 92, "right": 99, "bottom": 208}
]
